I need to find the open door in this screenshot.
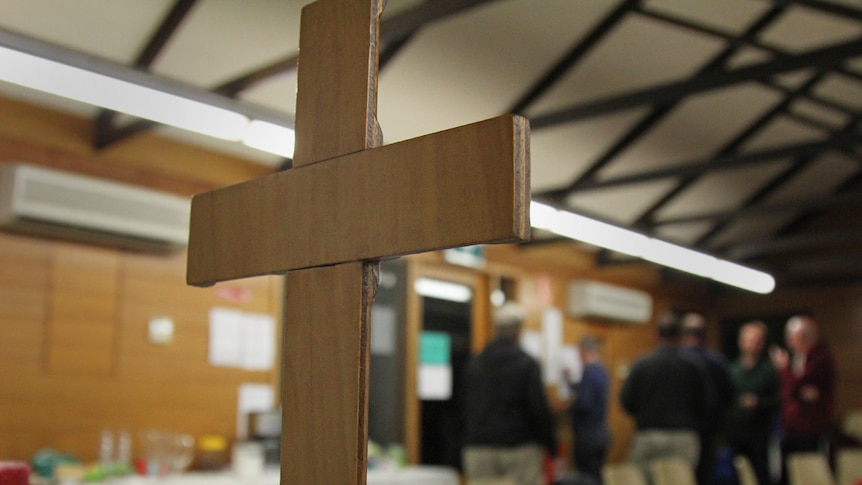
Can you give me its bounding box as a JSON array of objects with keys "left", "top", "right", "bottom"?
[{"left": 404, "top": 261, "right": 489, "bottom": 467}]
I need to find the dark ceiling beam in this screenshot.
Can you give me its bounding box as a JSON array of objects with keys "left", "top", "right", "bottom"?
[
  {"left": 777, "top": 271, "right": 862, "bottom": 289},
  {"left": 216, "top": 0, "right": 504, "bottom": 97},
  {"left": 777, "top": 254, "right": 862, "bottom": 277},
  {"left": 546, "top": 3, "right": 792, "bottom": 202},
  {"left": 557, "top": 134, "right": 858, "bottom": 192},
  {"left": 506, "top": 0, "right": 639, "bottom": 114},
  {"left": 637, "top": 68, "right": 829, "bottom": 233},
  {"left": 380, "top": 0, "right": 502, "bottom": 40},
  {"left": 628, "top": 4, "right": 801, "bottom": 226},
  {"left": 648, "top": 190, "right": 862, "bottom": 227},
  {"left": 93, "top": 0, "right": 500, "bottom": 149},
  {"left": 94, "top": 0, "right": 199, "bottom": 148},
  {"left": 795, "top": 0, "right": 862, "bottom": 22},
  {"left": 694, "top": 117, "right": 860, "bottom": 246},
  {"left": 213, "top": 56, "right": 298, "bottom": 97},
  {"left": 719, "top": 228, "right": 862, "bottom": 260},
  {"left": 529, "top": 38, "right": 862, "bottom": 130},
  {"left": 768, "top": 153, "right": 862, "bottom": 233}
]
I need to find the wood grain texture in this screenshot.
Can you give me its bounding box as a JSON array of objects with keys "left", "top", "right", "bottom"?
[
  {"left": 280, "top": 262, "right": 376, "bottom": 485},
  {"left": 187, "top": 114, "right": 530, "bottom": 286},
  {"left": 282, "top": 3, "right": 380, "bottom": 481},
  {"left": 45, "top": 244, "right": 119, "bottom": 376},
  {"left": 293, "top": 0, "right": 383, "bottom": 166}
]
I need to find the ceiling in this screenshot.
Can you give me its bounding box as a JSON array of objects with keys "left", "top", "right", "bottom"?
[{"left": 0, "top": 0, "right": 860, "bottom": 292}]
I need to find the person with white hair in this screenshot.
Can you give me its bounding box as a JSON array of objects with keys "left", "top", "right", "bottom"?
[
  {"left": 769, "top": 314, "right": 836, "bottom": 485},
  {"left": 462, "top": 302, "right": 557, "bottom": 485}
]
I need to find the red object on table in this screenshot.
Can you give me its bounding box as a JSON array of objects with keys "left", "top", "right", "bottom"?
[{"left": 0, "top": 461, "right": 30, "bottom": 485}]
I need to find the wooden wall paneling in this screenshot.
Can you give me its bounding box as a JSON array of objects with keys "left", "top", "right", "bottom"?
[
  {"left": 45, "top": 243, "right": 120, "bottom": 376},
  {"left": 0, "top": 234, "right": 50, "bottom": 371},
  {"left": 0, "top": 233, "right": 283, "bottom": 462}
]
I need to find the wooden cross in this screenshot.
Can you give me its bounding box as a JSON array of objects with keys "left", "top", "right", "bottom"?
[{"left": 186, "top": 0, "right": 530, "bottom": 483}]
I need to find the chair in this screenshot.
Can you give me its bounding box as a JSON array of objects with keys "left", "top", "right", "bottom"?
[
  {"left": 836, "top": 448, "right": 862, "bottom": 485},
  {"left": 787, "top": 452, "right": 836, "bottom": 485},
  {"left": 649, "top": 456, "right": 697, "bottom": 485},
  {"left": 842, "top": 410, "right": 862, "bottom": 442},
  {"left": 602, "top": 462, "right": 648, "bottom": 485},
  {"left": 734, "top": 455, "right": 759, "bottom": 485}
]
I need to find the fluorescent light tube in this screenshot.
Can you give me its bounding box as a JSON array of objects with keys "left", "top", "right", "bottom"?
[
  {"left": 0, "top": 45, "right": 249, "bottom": 140},
  {"left": 243, "top": 120, "right": 296, "bottom": 158},
  {"left": 711, "top": 259, "right": 775, "bottom": 294},
  {"left": 414, "top": 278, "right": 473, "bottom": 303},
  {"left": 0, "top": 28, "right": 296, "bottom": 156},
  {"left": 643, "top": 238, "right": 716, "bottom": 278},
  {"left": 530, "top": 201, "right": 775, "bottom": 293}
]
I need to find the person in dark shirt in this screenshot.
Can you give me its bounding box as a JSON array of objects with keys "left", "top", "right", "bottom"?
[
  {"left": 727, "top": 320, "right": 779, "bottom": 485},
  {"left": 620, "top": 313, "right": 713, "bottom": 476},
  {"left": 681, "top": 312, "right": 736, "bottom": 485},
  {"left": 565, "top": 335, "right": 611, "bottom": 485},
  {"left": 462, "top": 302, "right": 557, "bottom": 485}
]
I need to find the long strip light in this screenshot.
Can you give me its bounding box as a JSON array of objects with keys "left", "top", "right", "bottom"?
[
  {"left": 531, "top": 201, "right": 775, "bottom": 294},
  {"left": 414, "top": 278, "right": 473, "bottom": 303},
  {"left": 0, "top": 28, "right": 295, "bottom": 158}
]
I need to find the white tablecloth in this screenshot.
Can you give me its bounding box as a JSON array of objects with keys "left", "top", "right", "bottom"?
[{"left": 114, "top": 466, "right": 459, "bottom": 485}]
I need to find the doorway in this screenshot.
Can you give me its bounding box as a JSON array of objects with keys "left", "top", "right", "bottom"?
[{"left": 419, "top": 294, "right": 472, "bottom": 471}]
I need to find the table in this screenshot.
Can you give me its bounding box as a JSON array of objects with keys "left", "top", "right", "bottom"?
[{"left": 113, "top": 466, "right": 459, "bottom": 485}]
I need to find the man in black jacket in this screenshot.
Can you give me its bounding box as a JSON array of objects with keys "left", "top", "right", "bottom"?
[
  {"left": 462, "top": 302, "right": 557, "bottom": 485},
  {"left": 620, "top": 313, "right": 713, "bottom": 478}
]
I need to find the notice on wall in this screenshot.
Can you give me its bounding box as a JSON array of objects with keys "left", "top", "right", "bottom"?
[
  {"left": 209, "top": 308, "right": 275, "bottom": 371},
  {"left": 370, "top": 304, "right": 397, "bottom": 356},
  {"left": 417, "top": 331, "right": 452, "bottom": 400},
  {"left": 542, "top": 307, "right": 564, "bottom": 385},
  {"left": 557, "top": 345, "right": 582, "bottom": 401},
  {"left": 237, "top": 383, "right": 274, "bottom": 439}
]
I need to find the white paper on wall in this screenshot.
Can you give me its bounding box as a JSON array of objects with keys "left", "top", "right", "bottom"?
[
  {"left": 237, "top": 383, "right": 274, "bottom": 439},
  {"left": 209, "top": 307, "right": 275, "bottom": 371},
  {"left": 542, "top": 307, "right": 564, "bottom": 385},
  {"left": 417, "top": 364, "right": 452, "bottom": 400},
  {"left": 557, "top": 345, "right": 583, "bottom": 400},
  {"left": 209, "top": 308, "right": 242, "bottom": 367},
  {"left": 370, "top": 304, "right": 397, "bottom": 356},
  {"left": 241, "top": 313, "right": 275, "bottom": 371}
]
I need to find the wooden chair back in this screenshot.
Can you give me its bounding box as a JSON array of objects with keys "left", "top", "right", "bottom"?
[
  {"left": 734, "top": 455, "right": 760, "bottom": 485},
  {"left": 602, "top": 462, "right": 648, "bottom": 485},
  {"left": 787, "top": 452, "right": 836, "bottom": 485},
  {"left": 650, "top": 456, "right": 697, "bottom": 485}
]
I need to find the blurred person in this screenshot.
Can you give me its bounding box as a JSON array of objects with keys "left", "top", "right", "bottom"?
[
  {"left": 726, "top": 321, "right": 779, "bottom": 485},
  {"left": 563, "top": 335, "right": 611, "bottom": 485},
  {"left": 680, "top": 312, "right": 735, "bottom": 485},
  {"left": 769, "top": 314, "right": 836, "bottom": 485},
  {"left": 621, "top": 313, "right": 713, "bottom": 477},
  {"left": 462, "top": 302, "right": 558, "bottom": 485}
]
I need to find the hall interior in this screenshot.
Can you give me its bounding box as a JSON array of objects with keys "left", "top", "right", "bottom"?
[{"left": 0, "top": 0, "right": 860, "bottom": 481}]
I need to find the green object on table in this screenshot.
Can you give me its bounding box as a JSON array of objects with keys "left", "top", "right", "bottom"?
[{"left": 31, "top": 449, "right": 80, "bottom": 479}]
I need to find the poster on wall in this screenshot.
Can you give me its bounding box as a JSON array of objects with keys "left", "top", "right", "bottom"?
[
  {"left": 208, "top": 308, "right": 276, "bottom": 371},
  {"left": 417, "top": 331, "right": 452, "bottom": 400},
  {"left": 542, "top": 307, "right": 564, "bottom": 385}
]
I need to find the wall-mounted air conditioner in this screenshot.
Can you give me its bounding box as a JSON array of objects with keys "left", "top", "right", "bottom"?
[
  {"left": 0, "top": 162, "right": 191, "bottom": 252},
  {"left": 567, "top": 280, "right": 652, "bottom": 324}
]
